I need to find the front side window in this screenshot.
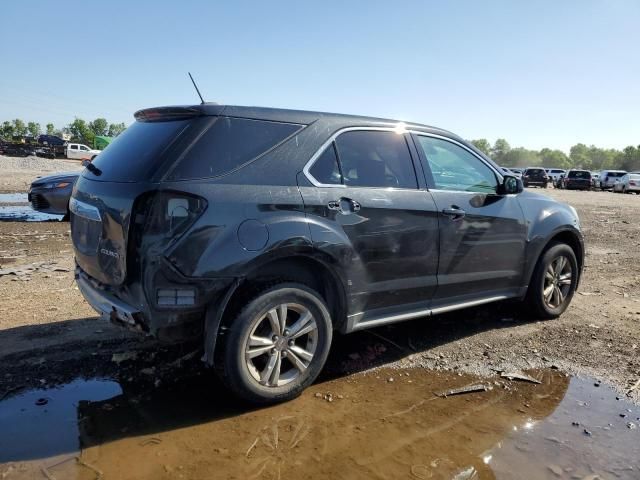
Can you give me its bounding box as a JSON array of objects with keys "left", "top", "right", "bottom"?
[
  {"left": 415, "top": 136, "right": 498, "bottom": 193},
  {"left": 334, "top": 130, "right": 417, "bottom": 189}
]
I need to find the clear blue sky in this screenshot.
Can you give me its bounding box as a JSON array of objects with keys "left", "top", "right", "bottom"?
[{"left": 1, "top": 0, "right": 638, "bottom": 152}]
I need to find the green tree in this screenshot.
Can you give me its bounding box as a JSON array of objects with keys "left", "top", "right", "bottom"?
[
  {"left": 1, "top": 121, "right": 14, "bottom": 139},
  {"left": 471, "top": 139, "right": 492, "bottom": 156},
  {"left": 569, "top": 143, "right": 590, "bottom": 169},
  {"left": 501, "top": 147, "right": 540, "bottom": 167},
  {"left": 89, "top": 118, "right": 108, "bottom": 136},
  {"left": 539, "top": 148, "right": 570, "bottom": 169},
  {"left": 68, "top": 118, "right": 94, "bottom": 145},
  {"left": 27, "top": 122, "right": 41, "bottom": 137},
  {"left": 46, "top": 123, "right": 55, "bottom": 135},
  {"left": 107, "top": 122, "right": 126, "bottom": 137},
  {"left": 12, "top": 119, "right": 27, "bottom": 137},
  {"left": 491, "top": 138, "right": 511, "bottom": 164},
  {"left": 619, "top": 145, "right": 640, "bottom": 172}
]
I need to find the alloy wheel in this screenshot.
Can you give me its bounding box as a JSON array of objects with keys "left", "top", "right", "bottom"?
[
  {"left": 244, "top": 303, "right": 318, "bottom": 387},
  {"left": 542, "top": 256, "right": 573, "bottom": 309}
]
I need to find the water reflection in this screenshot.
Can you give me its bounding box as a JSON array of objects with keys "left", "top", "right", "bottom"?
[{"left": 1, "top": 369, "right": 638, "bottom": 479}]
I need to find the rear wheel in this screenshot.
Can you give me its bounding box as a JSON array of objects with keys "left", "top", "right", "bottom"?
[
  {"left": 215, "top": 283, "right": 332, "bottom": 404},
  {"left": 523, "top": 242, "right": 578, "bottom": 319}
]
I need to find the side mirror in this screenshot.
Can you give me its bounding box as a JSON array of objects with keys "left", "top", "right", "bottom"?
[
  {"left": 498, "top": 175, "right": 523, "bottom": 195},
  {"left": 81, "top": 160, "right": 90, "bottom": 167}
]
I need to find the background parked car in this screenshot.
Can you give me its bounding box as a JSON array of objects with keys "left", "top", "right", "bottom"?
[
  {"left": 66, "top": 143, "right": 102, "bottom": 161},
  {"left": 561, "top": 170, "right": 592, "bottom": 190},
  {"left": 28, "top": 172, "right": 80, "bottom": 218},
  {"left": 596, "top": 170, "right": 626, "bottom": 190},
  {"left": 522, "top": 167, "right": 549, "bottom": 188},
  {"left": 546, "top": 168, "right": 566, "bottom": 184},
  {"left": 612, "top": 173, "right": 640, "bottom": 194},
  {"left": 501, "top": 167, "right": 522, "bottom": 178}
]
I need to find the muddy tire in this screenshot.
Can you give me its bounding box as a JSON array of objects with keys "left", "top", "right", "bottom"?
[
  {"left": 215, "top": 283, "right": 332, "bottom": 404},
  {"left": 523, "top": 242, "right": 578, "bottom": 319}
]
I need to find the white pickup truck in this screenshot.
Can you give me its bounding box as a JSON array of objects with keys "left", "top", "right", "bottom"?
[{"left": 66, "top": 143, "right": 101, "bottom": 161}]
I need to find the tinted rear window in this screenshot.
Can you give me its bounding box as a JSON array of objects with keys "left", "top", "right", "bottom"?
[
  {"left": 568, "top": 171, "right": 590, "bottom": 179},
  {"left": 608, "top": 172, "right": 625, "bottom": 177},
  {"left": 526, "top": 169, "right": 545, "bottom": 175},
  {"left": 166, "top": 117, "right": 302, "bottom": 181},
  {"left": 86, "top": 120, "right": 189, "bottom": 182}
]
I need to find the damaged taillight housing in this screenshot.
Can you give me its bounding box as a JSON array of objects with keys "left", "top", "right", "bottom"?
[{"left": 143, "top": 191, "right": 207, "bottom": 243}]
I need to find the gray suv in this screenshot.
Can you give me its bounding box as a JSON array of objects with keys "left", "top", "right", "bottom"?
[{"left": 70, "top": 104, "right": 584, "bottom": 403}]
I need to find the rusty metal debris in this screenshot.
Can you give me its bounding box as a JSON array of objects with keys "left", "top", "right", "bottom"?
[
  {"left": 436, "top": 383, "right": 493, "bottom": 398},
  {"left": 500, "top": 372, "right": 542, "bottom": 384}
]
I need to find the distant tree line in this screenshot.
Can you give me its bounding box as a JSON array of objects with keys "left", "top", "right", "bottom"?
[
  {"left": 0, "top": 118, "right": 127, "bottom": 147},
  {"left": 470, "top": 138, "right": 640, "bottom": 172}
]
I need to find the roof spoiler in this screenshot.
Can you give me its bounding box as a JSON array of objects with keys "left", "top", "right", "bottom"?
[{"left": 133, "top": 106, "right": 205, "bottom": 122}]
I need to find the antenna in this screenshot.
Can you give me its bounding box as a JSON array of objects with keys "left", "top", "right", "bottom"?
[{"left": 188, "top": 72, "right": 205, "bottom": 104}]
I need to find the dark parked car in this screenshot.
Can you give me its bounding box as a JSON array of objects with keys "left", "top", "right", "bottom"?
[
  {"left": 561, "top": 170, "right": 592, "bottom": 190},
  {"left": 29, "top": 171, "right": 79, "bottom": 218},
  {"left": 71, "top": 104, "right": 584, "bottom": 404},
  {"left": 37, "top": 134, "right": 67, "bottom": 146},
  {"left": 522, "top": 168, "right": 549, "bottom": 188}
]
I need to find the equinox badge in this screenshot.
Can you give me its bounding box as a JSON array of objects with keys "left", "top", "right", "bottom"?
[{"left": 100, "top": 248, "right": 120, "bottom": 259}]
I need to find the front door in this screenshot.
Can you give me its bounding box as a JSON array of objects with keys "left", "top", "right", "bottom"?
[
  {"left": 412, "top": 134, "right": 527, "bottom": 305},
  {"left": 300, "top": 129, "right": 440, "bottom": 317}
]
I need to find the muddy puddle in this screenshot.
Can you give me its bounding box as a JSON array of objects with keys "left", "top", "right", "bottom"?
[
  {"left": 0, "top": 193, "right": 28, "bottom": 204},
  {"left": 0, "top": 206, "right": 63, "bottom": 222},
  {"left": 1, "top": 369, "right": 638, "bottom": 479},
  {"left": 0, "top": 193, "right": 63, "bottom": 222}
]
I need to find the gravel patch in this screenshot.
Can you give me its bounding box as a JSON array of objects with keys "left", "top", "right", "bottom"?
[{"left": 0, "top": 155, "right": 83, "bottom": 193}]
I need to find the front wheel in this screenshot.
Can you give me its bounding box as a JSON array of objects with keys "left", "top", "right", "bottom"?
[
  {"left": 215, "top": 283, "right": 333, "bottom": 404},
  {"left": 523, "top": 242, "right": 578, "bottom": 319}
]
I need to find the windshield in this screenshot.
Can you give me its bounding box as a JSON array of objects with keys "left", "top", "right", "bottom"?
[
  {"left": 85, "top": 119, "right": 190, "bottom": 182},
  {"left": 568, "top": 171, "right": 590, "bottom": 179}
]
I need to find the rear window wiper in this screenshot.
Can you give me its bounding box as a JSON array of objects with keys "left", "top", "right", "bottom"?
[{"left": 85, "top": 162, "right": 102, "bottom": 176}]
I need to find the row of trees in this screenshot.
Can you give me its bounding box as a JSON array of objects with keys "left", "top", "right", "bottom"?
[
  {"left": 2, "top": 118, "right": 638, "bottom": 171},
  {"left": 471, "top": 138, "right": 640, "bottom": 173},
  {"left": 0, "top": 118, "right": 127, "bottom": 146}
]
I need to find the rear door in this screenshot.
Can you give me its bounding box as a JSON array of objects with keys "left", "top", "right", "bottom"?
[
  {"left": 300, "top": 129, "right": 440, "bottom": 315},
  {"left": 412, "top": 134, "right": 527, "bottom": 305}
]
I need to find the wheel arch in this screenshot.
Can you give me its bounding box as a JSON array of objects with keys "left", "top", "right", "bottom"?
[
  {"left": 203, "top": 252, "right": 348, "bottom": 366},
  {"left": 525, "top": 227, "right": 584, "bottom": 292}
]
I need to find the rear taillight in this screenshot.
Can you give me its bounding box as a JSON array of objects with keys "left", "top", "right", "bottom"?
[{"left": 630, "top": 181, "right": 636, "bottom": 186}]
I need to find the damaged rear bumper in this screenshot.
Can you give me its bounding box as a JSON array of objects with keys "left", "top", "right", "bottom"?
[
  {"left": 75, "top": 265, "right": 236, "bottom": 341},
  {"left": 76, "top": 269, "right": 147, "bottom": 332}
]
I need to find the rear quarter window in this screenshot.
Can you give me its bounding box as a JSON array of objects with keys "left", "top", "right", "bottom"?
[{"left": 166, "top": 117, "right": 302, "bottom": 181}]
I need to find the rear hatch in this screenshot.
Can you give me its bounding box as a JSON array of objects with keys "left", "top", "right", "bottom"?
[
  {"left": 70, "top": 109, "right": 199, "bottom": 285},
  {"left": 70, "top": 105, "right": 304, "bottom": 286},
  {"left": 567, "top": 171, "right": 591, "bottom": 185}
]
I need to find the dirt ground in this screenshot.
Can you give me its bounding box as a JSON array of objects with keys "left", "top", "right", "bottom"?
[
  {"left": 1, "top": 167, "right": 640, "bottom": 478},
  {"left": 0, "top": 155, "right": 83, "bottom": 193},
  {"left": 0, "top": 181, "right": 638, "bottom": 404}
]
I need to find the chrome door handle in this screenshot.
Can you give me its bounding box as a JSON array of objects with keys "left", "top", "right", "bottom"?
[{"left": 442, "top": 206, "right": 465, "bottom": 220}]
